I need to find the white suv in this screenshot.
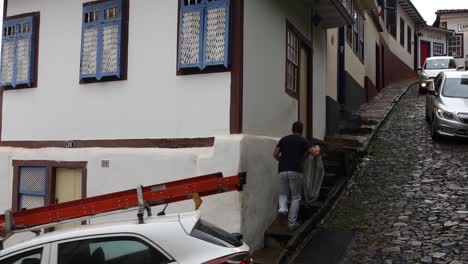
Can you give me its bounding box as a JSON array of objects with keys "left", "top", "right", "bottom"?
[{"left": 0, "top": 211, "right": 251, "bottom": 264}]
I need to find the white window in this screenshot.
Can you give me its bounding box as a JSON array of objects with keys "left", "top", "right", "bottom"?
[
  {"left": 286, "top": 28, "right": 299, "bottom": 94},
  {"left": 448, "top": 34, "right": 463, "bottom": 58},
  {"left": 433, "top": 43, "right": 444, "bottom": 56}
]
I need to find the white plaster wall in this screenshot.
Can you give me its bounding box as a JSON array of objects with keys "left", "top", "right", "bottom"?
[
  {"left": 380, "top": 3, "right": 416, "bottom": 70},
  {"left": 0, "top": 135, "right": 280, "bottom": 251},
  {"left": 418, "top": 29, "right": 448, "bottom": 67},
  {"left": 440, "top": 13, "right": 468, "bottom": 66},
  {"left": 243, "top": 0, "right": 311, "bottom": 138},
  {"left": 364, "top": 14, "right": 380, "bottom": 85},
  {"left": 344, "top": 44, "right": 365, "bottom": 87},
  {"left": 312, "top": 26, "right": 327, "bottom": 140},
  {"left": 3, "top": 0, "right": 231, "bottom": 141},
  {"left": 326, "top": 28, "right": 338, "bottom": 100}
]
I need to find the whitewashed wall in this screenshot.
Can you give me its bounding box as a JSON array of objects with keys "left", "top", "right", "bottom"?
[
  {"left": 0, "top": 135, "right": 280, "bottom": 251},
  {"left": 380, "top": 2, "right": 416, "bottom": 70},
  {"left": 243, "top": 0, "right": 327, "bottom": 140},
  {"left": 440, "top": 13, "right": 468, "bottom": 66},
  {"left": 344, "top": 44, "right": 365, "bottom": 87},
  {"left": 418, "top": 28, "right": 448, "bottom": 68},
  {"left": 364, "top": 14, "right": 380, "bottom": 86},
  {"left": 312, "top": 26, "right": 327, "bottom": 139},
  {"left": 3, "top": 0, "right": 231, "bottom": 140},
  {"left": 326, "top": 28, "right": 338, "bottom": 101}
]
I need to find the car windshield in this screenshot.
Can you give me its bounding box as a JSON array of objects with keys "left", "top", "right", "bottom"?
[
  {"left": 442, "top": 78, "right": 468, "bottom": 98},
  {"left": 424, "top": 59, "right": 452, "bottom": 70}
]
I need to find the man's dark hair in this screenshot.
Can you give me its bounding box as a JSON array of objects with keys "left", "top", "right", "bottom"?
[{"left": 292, "top": 121, "right": 304, "bottom": 134}]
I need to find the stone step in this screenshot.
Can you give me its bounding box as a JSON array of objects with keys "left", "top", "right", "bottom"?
[{"left": 252, "top": 248, "right": 282, "bottom": 264}]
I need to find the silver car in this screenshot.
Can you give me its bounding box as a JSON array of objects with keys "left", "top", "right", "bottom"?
[
  {"left": 426, "top": 71, "right": 468, "bottom": 140},
  {"left": 418, "top": 56, "right": 462, "bottom": 93}
]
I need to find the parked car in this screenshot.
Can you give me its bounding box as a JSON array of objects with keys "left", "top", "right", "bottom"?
[
  {"left": 418, "top": 56, "right": 463, "bottom": 94},
  {"left": 425, "top": 71, "right": 468, "bottom": 140},
  {"left": 0, "top": 211, "right": 252, "bottom": 264}
]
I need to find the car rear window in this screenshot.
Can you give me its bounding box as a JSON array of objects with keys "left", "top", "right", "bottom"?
[
  {"left": 425, "top": 59, "right": 453, "bottom": 70},
  {"left": 190, "top": 220, "right": 243, "bottom": 248}
]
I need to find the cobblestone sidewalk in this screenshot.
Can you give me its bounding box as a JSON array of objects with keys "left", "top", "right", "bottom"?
[{"left": 322, "top": 85, "right": 468, "bottom": 264}]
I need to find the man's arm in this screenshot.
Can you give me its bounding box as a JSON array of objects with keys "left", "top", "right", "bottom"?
[
  {"left": 307, "top": 145, "right": 320, "bottom": 157},
  {"left": 273, "top": 147, "right": 281, "bottom": 161}
]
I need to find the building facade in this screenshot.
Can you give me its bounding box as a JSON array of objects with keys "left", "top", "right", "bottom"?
[
  {"left": 433, "top": 9, "right": 468, "bottom": 66},
  {"left": 326, "top": 0, "right": 423, "bottom": 135},
  {"left": 0, "top": 0, "right": 356, "bottom": 250},
  {"left": 417, "top": 26, "right": 453, "bottom": 67}
]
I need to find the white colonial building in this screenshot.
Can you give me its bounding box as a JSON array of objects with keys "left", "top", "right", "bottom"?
[
  {"left": 434, "top": 9, "right": 468, "bottom": 66},
  {"left": 0, "top": 0, "right": 358, "bottom": 250}
]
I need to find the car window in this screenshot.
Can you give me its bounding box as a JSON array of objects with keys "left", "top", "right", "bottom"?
[
  {"left": 442, "top": 78, "right": 468, "bottom": 98},
  {"left": 57, "top": 236, "right": 171, "bottom": 264},
  {"left": 449, "top": 60, "right": 457, "bottom": 69},
  {"left": 424, "top": 59, "right": 450, "bottom": 69},
  {"left": 0, "top": 248, "right": 42, "bottom": 264},
  {"left": 434, "top": 74, "right": 443, "bottom": 93}
]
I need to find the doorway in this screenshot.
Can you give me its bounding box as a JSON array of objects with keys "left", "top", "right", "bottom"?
[
  {"left": 420, "top": 40, "right": 431, "bottom": 67},
  {"left": 298, "top": 44, "right": 312, "bottom": 139},
  {"left": 54, "top": 168, "right": 83, "bottom": 230}
]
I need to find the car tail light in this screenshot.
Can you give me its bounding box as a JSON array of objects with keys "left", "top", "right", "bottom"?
[{"left": 203, "top": 252, "right": 253, "bottom": 264}]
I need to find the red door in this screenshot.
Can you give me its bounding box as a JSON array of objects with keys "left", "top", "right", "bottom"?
[{"left": 420, "top": 41, "right": 431, "bottom": 66}]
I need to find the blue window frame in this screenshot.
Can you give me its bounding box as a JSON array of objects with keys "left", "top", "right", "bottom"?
[
  {"left": 0, "top": 14, "right": 37, "bottom": 88},
  {"left": 178, "top": 0, "right": 230, "bottom": 70},
  {"left": 80, "top": 0, "right": 125, "bottom": 81}
]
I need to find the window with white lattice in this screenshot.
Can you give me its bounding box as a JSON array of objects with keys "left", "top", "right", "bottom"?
[
  {"left": 448, "top": 34, "right": 464, "bottom": 58},
  {"left": 17, "top": 167, "right": 47, "bottom": 210},
  {"left": 80, "top": 0, "right": 127, "bottom": 81},
  {"left": 178, "top": 0, "right": 230, "bottom": 70},
  {"left": 0, "top": 13, "right": 39, "bottom": 88},
  {"left": 433, "top": 43, "right": 444, "bottom": 56}
]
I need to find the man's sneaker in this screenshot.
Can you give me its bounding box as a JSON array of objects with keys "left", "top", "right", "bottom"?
[
  {"left": 288, "top": 222, "right": 301, "bottom": 231},
  {"left": 278, "top": 209, "right": 288, "bottom": 216}
]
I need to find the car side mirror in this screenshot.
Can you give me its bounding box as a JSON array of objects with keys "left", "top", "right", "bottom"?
[
  {"left": 427, "top": 89, "right": 437, "bottom": 96},
  {"left": 457, "top": 65, "right": 465, "bottom": 71},
  {"left": 232, "top": 232, "right": 243, "bottom": 241}
]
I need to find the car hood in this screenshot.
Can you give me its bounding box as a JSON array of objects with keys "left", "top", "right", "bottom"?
[
  {"left": 423, "top": 69, "right": 457, "bottom": 78},
  {"left": 439, "top": 96, "right": 468, "bottom": 114}
]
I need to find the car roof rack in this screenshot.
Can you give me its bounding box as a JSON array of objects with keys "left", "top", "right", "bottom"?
[{"left": 0, "top": 172, "right": 246, "bottom": 249}]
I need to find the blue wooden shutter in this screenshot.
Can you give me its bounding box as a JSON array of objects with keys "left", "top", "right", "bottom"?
[
  {"left": 80, "top": 0, "right": 123, "bottom": 80},
  {"left": 178, "top": 1, "right": 205, "bottom": 70},
  {"left": 203, "top": 0, "right": 230, "bottom": 68},
  {"left": 1, "top": 16, "right": 35, "bottom": 87},
  {"left": 100, "top": 0, "right": 123, "bottom": 78},
  {"left": 18, "top": 167, "right": 47, "bottom": 210},
  {"left": 81, "top": 6, "right": 101, "bottom": 79}
]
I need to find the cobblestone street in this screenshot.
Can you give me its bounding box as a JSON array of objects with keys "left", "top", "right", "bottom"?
[{"left": 323, "top": 85, "right": 468, "bottom": 264}]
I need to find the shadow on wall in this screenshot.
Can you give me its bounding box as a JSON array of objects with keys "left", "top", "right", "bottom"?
[
  {"left": 380, "top": 37, "right": 417, "bottom": 87},
  {"left": 239, "top": 135, "right": 279, "bottom": 251}
]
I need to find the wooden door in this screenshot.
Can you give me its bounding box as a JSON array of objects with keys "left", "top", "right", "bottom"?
[
  {"left": 54, "top": 168, "right": 82, "bottom": 230},
  {"left": 420, "top": 41, "right": 431, "bottom": 67}
]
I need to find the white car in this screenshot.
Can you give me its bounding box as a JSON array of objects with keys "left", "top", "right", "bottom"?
[
  {"left": 0, "top": 211, "right": 252, "bottom": 264},
  {"left": 418, "top": 56, "right": 463, "bottom": 93}
]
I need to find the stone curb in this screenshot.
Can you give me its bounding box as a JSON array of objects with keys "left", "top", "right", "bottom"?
[{"left": 278, "top": 79, "right": 419, "bottom": 264}]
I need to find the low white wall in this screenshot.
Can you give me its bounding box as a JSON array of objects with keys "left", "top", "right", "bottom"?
[{"left": 0, "top": 135, "right": 280, "bottom": 251}]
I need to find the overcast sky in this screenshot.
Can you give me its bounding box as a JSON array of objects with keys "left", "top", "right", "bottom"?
[{"left": 411, "top": 0, "right": 468, "bottom": 25}]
